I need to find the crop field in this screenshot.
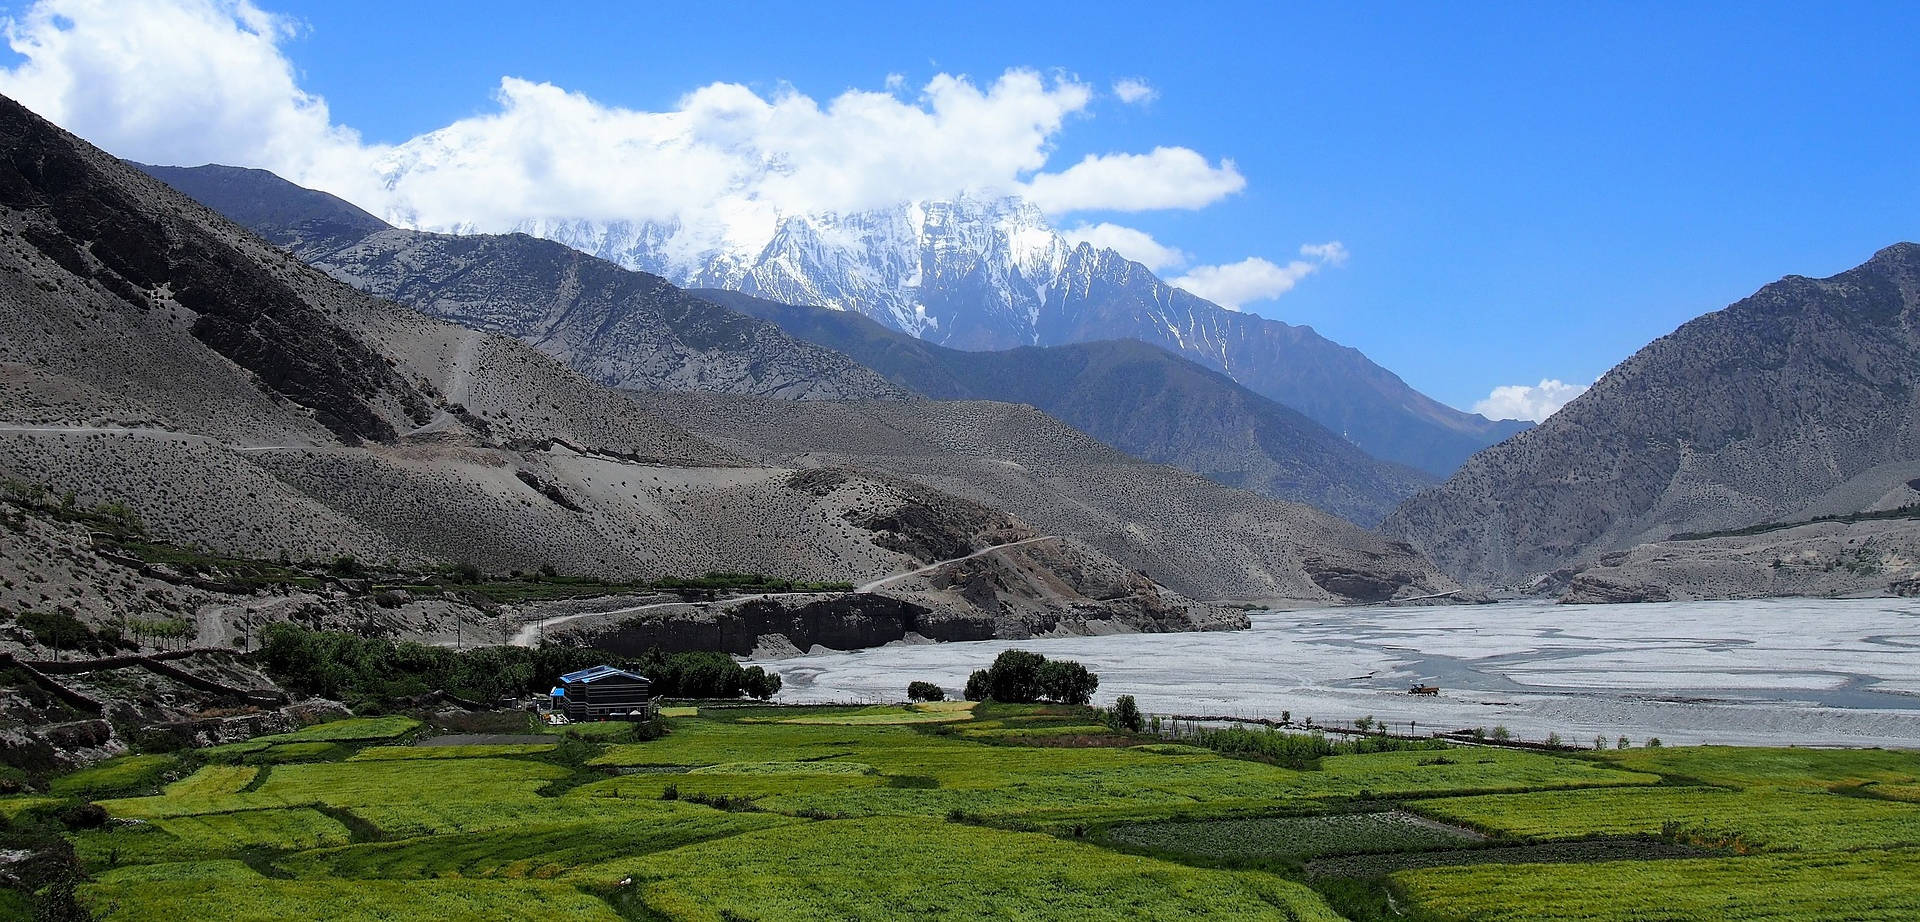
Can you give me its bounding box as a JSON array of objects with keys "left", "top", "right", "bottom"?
[
  {"left": 16, "top": 706, "right": 1917, "bottom": 920},
  {"left": 1600, "top": 745, "right": 1920, "bottom": 792},
  {"left": 1412, "top": 785, "right": 1920, "bottom": 851},
  {"left": 149, "top": 808, "right": 352, "bottom": 851},
  {"left": 247, "top": 715, "right": 420, "bottom": 743},
  {"left": 347, "top": 743, "right": 557, "bottom": 760},
  {"left": 1393, "top": 848, "right": 1920, "bottom": 922},
  {"left": 160, "top": 765, "right": 257, "bottom": 797},
  {"left": 0, "top": 794, "right": 64, "bottom": 820},
  {"left": 1106, "top": 811, "right": 1481, "bottom": 861},
  {"left": 50, "top": 754, "right": 178, "bottom": 798},
  {"left": 770, "top": 702, "right": 978, "bottom": 725},
  {"left": 619, "top": 816, "right": 1347, "bottom": 922}
]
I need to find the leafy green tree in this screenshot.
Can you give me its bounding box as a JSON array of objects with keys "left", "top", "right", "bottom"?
[
  {"left": 986, "top": 650, "right": 1047, "bottom": 702},
  {"left": 963, "top": 670, "right": 990, "bottom": 702},
  {"left": 1109, "top": 695, "right": 1143, "bottom": 732},
  {"left": 1037, "top": 659, "right": 1098, "bottom": 705}
]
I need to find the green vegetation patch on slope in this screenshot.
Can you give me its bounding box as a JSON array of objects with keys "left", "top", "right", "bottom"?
[{"left": 49, "top": 754, "right": 177, "bottom": 798}]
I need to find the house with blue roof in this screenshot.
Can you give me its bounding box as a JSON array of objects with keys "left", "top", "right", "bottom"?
[{"left": 552, "top": 665, "right": 656, "bottom": 721}]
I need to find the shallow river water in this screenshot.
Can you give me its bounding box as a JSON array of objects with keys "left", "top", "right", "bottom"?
[{"left": 758, "top": 598, "right": 1920, "bottom": 748}]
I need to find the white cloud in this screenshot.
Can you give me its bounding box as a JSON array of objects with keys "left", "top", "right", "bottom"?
[
  {"left": 1023, "top": 147, "right": 1245, "bottom": 213},
  {"left": 1112, "top": 77, "right": 1157, "bottom": 105},
  {"left": 1170, "top": 242, "right": 1347, "bottom": 309},
  {"left": 1472, "top": 379, "right": 1590, "bottom": 422},
  {"left": 0, "top": 0, "right": 1303, "bottom": 275},
  {"left": 0, "top": 0, "right": 367, "bottom": 185},
  {"left": 1060, "top": 222, "right": 1187, "bottom": 271}
]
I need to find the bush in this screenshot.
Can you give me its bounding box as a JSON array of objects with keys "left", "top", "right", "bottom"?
[
  {"left": 1109, "top": 695, "right": 1143, "bottom": 733},
  {"left": 907, "top": 681, "right": 945, "bottom": 702}
]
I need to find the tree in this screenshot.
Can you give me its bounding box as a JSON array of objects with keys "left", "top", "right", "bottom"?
[
  {"left": 907, "top": 681, "right": 945, "bottom": 702},
  {"left": 986, "top": 650, "right": 1047, "bottom": 703},
  {"left": 1037, "top": 659, "right": 1098, "bottom": 705},
  {"left": 1594, "top": 735, "right": 1609, "bottom": 750},
  {"left": 1490, "top": 725, "right": 1512, "bottom": 741},
  {"left": 1618, "top": 736, "right": 1632, "bottom": 750},
  {"left": 963, "top": 670, "right": 990, "bottom": 702},
  {"left": 1109, "top": 695, "right": 1143, "bottom": 732}
]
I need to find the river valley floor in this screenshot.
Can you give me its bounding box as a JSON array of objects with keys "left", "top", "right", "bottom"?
[{"left": 761, "top": 598, "right": 1920, "bottom": 748}]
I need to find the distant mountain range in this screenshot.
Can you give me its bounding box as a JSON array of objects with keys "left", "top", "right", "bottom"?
[
  {"left": 1385, "top": 242, "right": 1920, "bottom": 587},
  {"left": 698, "top": 289, "right": 1434, "bottom": 525},
  {"left": 144, "top": 164, "right": 1432, "bottom": 525},
  {"left": 425, "top": 195, "right": 1526, "bottom": 476},
  {"left": 137, "top": 164, "right": 903, "bottom": 402}
]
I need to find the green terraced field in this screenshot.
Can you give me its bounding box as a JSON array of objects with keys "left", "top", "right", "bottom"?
[
  {"left": 150, "top": 808, "right": 352, "bottom": 851},
  {"left": 86, "top": 875, "right": 623, "bottom": 922},
  {"left": 1393, "top": 848, "right": 1920, "bottom": 922},
  {"left": 160, "top": 765, "right": 257, "bottom": 798},
  {"left": 255, "top": 716, "right": 420, "bottom": 742},
  {"left": 49, "top": 754, "right": 178, "bottom": 798},
  {"left": 1107, "top": 811, "right": 1482, "bottom": 861},
  {"left": 619, "top": 816, "right": 1347, "bottom": 922},
  {"left": 348, "top": 743, "right": 558, "bottom": 760},
  {"left": 1411, "top": 784, "right": 1920, "bottom": 851},
  {"left": 21, "top": 704, "right": 1916, "bottom": 920},
  {"left": 0, "top": 794, "right": 64, "bottom": 820}
]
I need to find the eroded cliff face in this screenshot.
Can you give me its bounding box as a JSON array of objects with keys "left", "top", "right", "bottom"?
[
  {"left": 558, "top": 594, "right": 983, "bottom": 657},
  {"left": 557, "top": 586, "right": 1245, "bottom": 659}
]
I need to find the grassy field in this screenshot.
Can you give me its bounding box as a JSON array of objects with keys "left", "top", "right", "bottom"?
[{"left": 11, "top": 707, "right": 1916, "bottom": 920}]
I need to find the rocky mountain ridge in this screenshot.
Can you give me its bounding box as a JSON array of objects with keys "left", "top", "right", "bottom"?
[
  {"left": 430, "top": 193, "right": 1527, "bottom": 476},
  {"left": 698, "top": 288, "right": 1435, "bottom": 526},
  {"left": 1384, "top": 243, "right": 1920, "bottom": 588},
  {"left": 137, "top": 164, "right": 904, "bottom": 402}
]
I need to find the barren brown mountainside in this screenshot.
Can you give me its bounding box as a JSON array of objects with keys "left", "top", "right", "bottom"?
[
  {"left": 0, "top": 92, "right": 1241, "bottom": 650},
  {"left": 1, "top": 93, "right": 1459, "bottom": 665},
  {"left": 140, "top": 164, "right": 1432, "bottom": 526},
  {"left": 1383, "top": 243, "right": 1920, "bottom": 587}
]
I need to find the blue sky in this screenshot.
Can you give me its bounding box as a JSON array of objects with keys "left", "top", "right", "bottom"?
[{"left": 4, "top": 1, "right": 1917, "bottom": 414}]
